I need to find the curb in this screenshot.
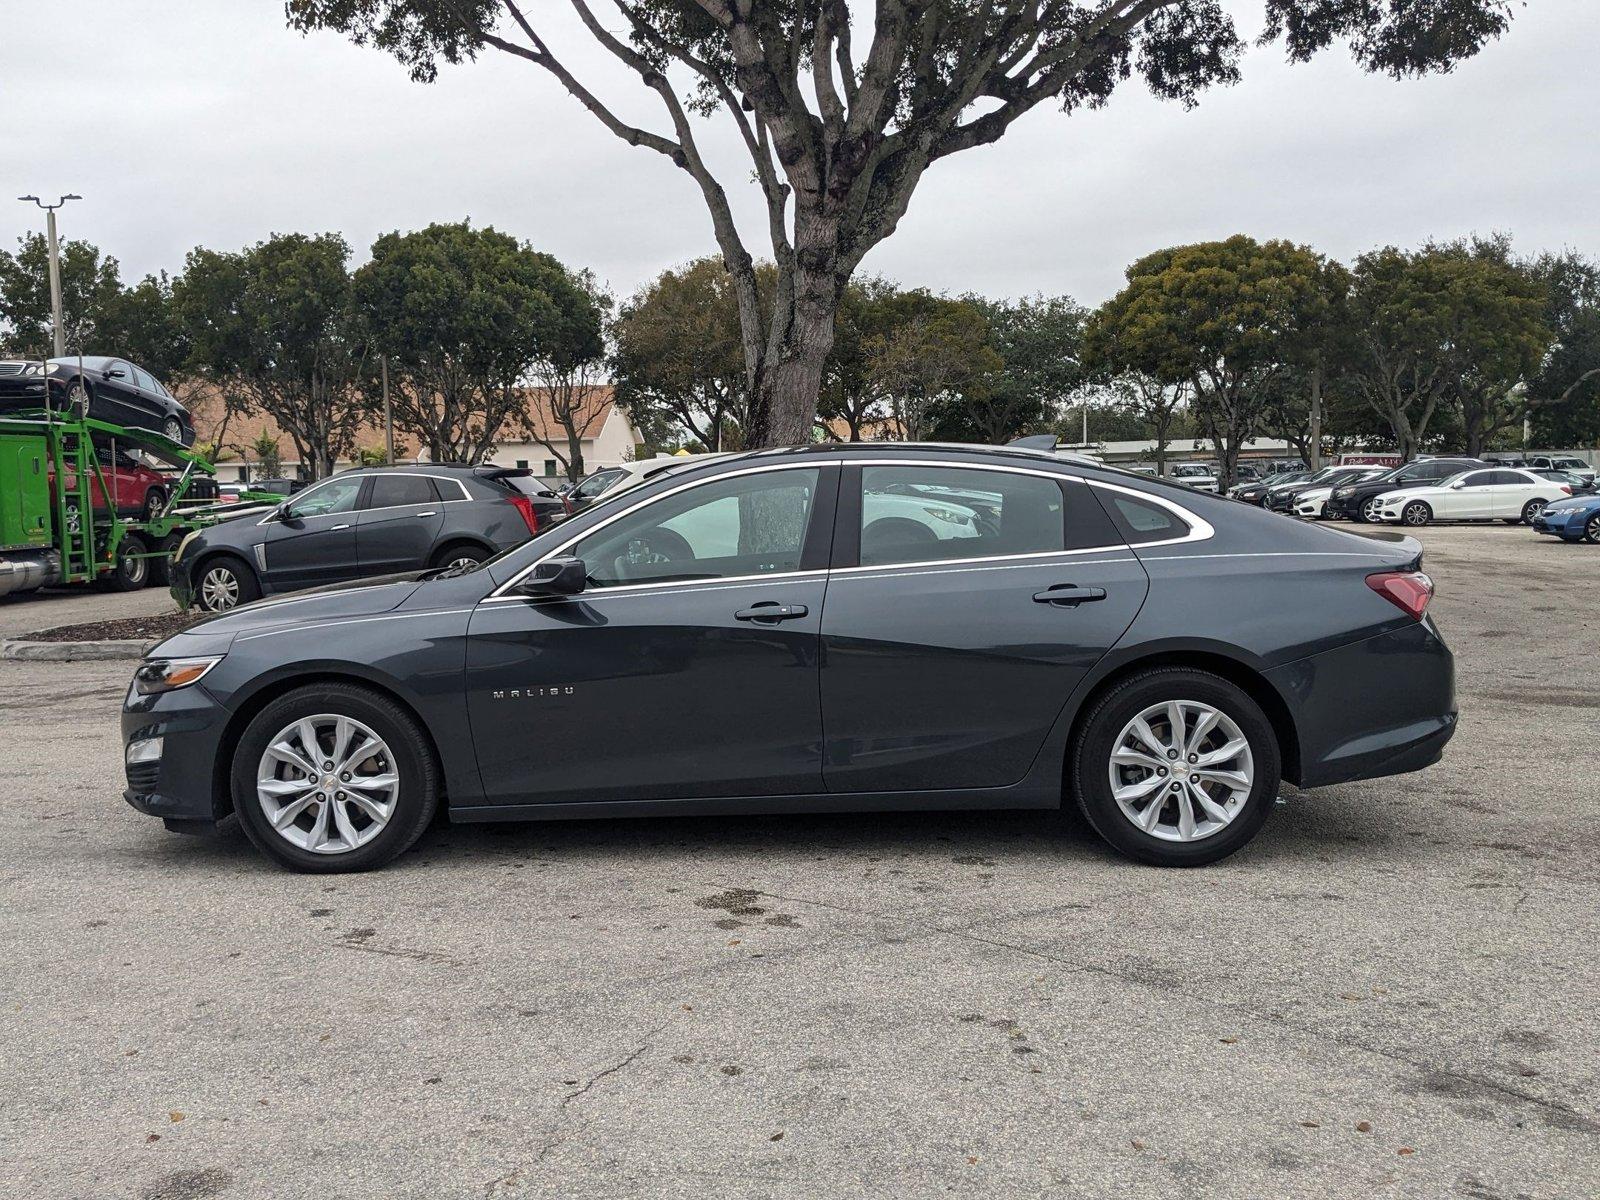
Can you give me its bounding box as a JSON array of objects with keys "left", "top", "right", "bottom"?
[{"left": 1, "top": 638, "right": 150, "bottom": 662}]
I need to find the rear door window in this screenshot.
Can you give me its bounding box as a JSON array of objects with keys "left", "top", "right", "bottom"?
[
  {"left": 365, "top": 474, "right": 439, "bottom": 508},
  {"left": 858, "top": 465, "right": 1065, "bottom": 567}
]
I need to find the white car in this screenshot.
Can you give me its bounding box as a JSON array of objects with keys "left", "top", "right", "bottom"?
[
  {"left": 1167, "top": 463, "right": 1220, "bottom": 493},
  {"left": 1373, "top": 467, "right": 1573, "bottom": 527},
  {"left": 1292, "top": 467, "right": 1390, "bottom": 518},
  {"left": 1524, "top": 455, "right": 1596, "bottom": 485}
]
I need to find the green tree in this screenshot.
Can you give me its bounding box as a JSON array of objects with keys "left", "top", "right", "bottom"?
[
  {"left": 0, "top": 233, "right": 123, "bottom": 357},
  {"left": 352, "top": 221, "right": 597, "bottom": 463},
  {"left": 956, "top": 294, "right": 1088, "bottom": 444},
  {"left": 287, "top": 0, "right": 1515, "bottom": 448},
  {"left": 250, "top": 432, "right": 284, "bottom": 480},
  {"left": 174, "top": 233, "right": 368, "bottom": 479},
  {"left": 1087, "top": 236, "right": 1329, "bottom": 485},
  {"left": 521, "top": 268, "right": 611, "bottom": 480},
  {"left": 1344, "top": 243, "right": 1549, "bottom": 460},
  {"left": 1526, "top": 250, "right": 1600, "bottom": 448},
  {"left": 819, "top": 275, "right": 898, "bottom": 442},
  {"left": 611, "top": 257, "right": 757, "bottom": 451},
  {"left": 1101, "top": 375, "right": 1192, "bottom": 473},
  {"left": 867, "top": 293, "right": 999, "bottom": 442}
]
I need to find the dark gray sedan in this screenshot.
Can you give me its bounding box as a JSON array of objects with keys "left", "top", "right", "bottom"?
[{"left": 125, "top": 443, "right": 1456, "bottom": 872}]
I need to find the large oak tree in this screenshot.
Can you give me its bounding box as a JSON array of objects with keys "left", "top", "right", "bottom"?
[{"left": 286, "top": 0, "right": 1516, "bottom": 447}]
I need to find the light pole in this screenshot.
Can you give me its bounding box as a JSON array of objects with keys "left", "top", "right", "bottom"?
[{"left": 18, "top": 193, "right": 82, "bottom": 358}]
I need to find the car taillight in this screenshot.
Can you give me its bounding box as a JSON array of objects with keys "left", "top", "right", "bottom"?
[
  {"left": 561, "top": 493, "right": 574, "bottom": 515},
  {"left": 1560, "top": 485, "right": 1573, "bottom": 495},
  {"left": 507, "top": 494, "right": 540, "bottom": 535},
  {"left": 1366, "top": 571, "right": 1434, "bottom": 620}
]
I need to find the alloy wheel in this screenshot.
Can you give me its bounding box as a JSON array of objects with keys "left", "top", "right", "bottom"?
[
  {"left": 446, "top": 555, "right": 483, "bottom": 571},
  {"left": 255, "top": 714, "right": 398, "bottom": 855},
  {"left": 1107, "top": 700, "right": 1254, "bottom": 843},
  {"left": 1362, "top": 497, "right": 1384, "bottom": 522},
  {"left": 163, "top": 417, "right": 182, "bottom": 443},
  {"left": 200, "top": 566, "right": 241, "bottom": 610},
  {"left": 1403, "top": 502, "right": 1430, "bottom": 527},
  {"left": 1522, "top": 499, "right": 1546, "bottom": 524},
  {"left": 1586, "top": 514, "right": 1600, "bottom": 544},
  {"left": 66, "top": 382, "right": 89, "bottom": 417}
]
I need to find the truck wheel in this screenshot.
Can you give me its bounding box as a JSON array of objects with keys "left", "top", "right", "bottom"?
[
  {"left": 101, "top": 533, "right": 150, "bottom": 592},
  {"left": 149, "top": 533, "right": 182, "bottom": 587}
]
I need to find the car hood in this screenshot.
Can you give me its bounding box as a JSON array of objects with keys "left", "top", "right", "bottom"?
[
  {"left": 1543, "top": 495, "right": 1600, "bottom": 515},
  {"left": 147, "top": 573, "right": 427, "bottom": 658}
]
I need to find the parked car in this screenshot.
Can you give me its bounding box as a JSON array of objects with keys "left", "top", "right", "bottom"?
[
  {"left": 1291, "top": 467, "right": 1391, "bottom": 518},
  {"left": 49, "top": 441, "right": 175, "bottom": 522},
  {"left": 1326, "top": 457, "right": 1486, "bottom": 523},
  {"left": 1167, "top": 463, "right": 1220, "bottom": 493},
  {"left": 123, "top": 442, "right": 1456, "bottom": 873},
  {"left": 1523, "top": 455, "right": 1596, "bottom": 485},
  {"left": 1230, "top": 471, "right": 1306, "bottom": 506},
  {"left": 1266, "top": 466, "right": 1366, "bottom": 513},
  {"left": 1531, "top": 492, "right": 1600, "bottom": 543},
  {"left": 564, "top": 455, "right": 731, "bottom": 513},
  {"left": 1530, "top": 468, "right": 1597, "bottom": 496},
  {"left": 0, "top": 356, "right": 195, "bottom": 445},
  {"left": 169, "top": 464, "right": 571, "bottom": 611},
  {"left": 562, "top": 466, "right": 630, "bottom": 511},
  {"left": 1372, "top": 467, "right": 1571, "bottom": 527},
  {"left": 246, "top": 477, "right": 309, "bottom": 497}
]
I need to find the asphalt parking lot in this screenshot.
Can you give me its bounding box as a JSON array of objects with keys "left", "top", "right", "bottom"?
[{"left": 2, "top": 524, "right": 1597, "bottom": 1200}]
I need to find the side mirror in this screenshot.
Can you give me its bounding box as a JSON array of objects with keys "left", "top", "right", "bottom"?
[
  {"left": 106, "top": 367, "right": 127, "bottom": 379},
  {"left": 273, "top": 502, "right": 301, "bottom": 525},
  {"left": 517, "top": 555, "right": 588, "bottom": 597}
]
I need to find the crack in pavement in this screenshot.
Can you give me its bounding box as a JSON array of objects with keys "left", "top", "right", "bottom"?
[{"left": 562, "top": 1030, "right": 660, "bottom": 1106}]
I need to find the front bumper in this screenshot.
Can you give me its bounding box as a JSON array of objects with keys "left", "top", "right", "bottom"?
[
  {"left": 122, "top": 679, "right": 231, "bottom": 829},
  {"left": 1532, "top": 509, "right": 1588, "bottom": 539},
  {"left": 1266, "top": 616, "right": 1457, "bottom": 788}
]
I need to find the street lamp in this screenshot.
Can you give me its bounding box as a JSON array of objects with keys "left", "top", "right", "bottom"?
[{"left": 18, "top": 193, "right": 82, "bottom": 358}]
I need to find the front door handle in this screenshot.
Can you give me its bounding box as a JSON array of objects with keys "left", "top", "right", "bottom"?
[
  {"left": 1033, "top": 585, "right": 1106, "bottom": 606},
  {"left": 330, "top": 523, "right": 352, "bottom": 531},
  {"left": 734, "top": 602, "right": 809, "bottom": 623},
  {"left": 415, "top": 511, "right": 437, "bottom": 518}
]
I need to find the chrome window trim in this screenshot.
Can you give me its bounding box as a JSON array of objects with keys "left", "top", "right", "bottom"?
[
  {"left": 488, "top": 456, "right": 1217, "bottom": 600},
  {"left": 257, "top": 472, "right": 474, "bottom": 524}
]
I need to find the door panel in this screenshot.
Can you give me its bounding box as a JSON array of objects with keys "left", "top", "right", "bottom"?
[
  {"left": 355, "top": 475, "right": 445, "bottom": 575},
  {"left": 262, "top": 476, "right": 365, "bottom": 590},
  {"left": 465, "top": 578, "right": 827, "bottom": 805},
  {"left": 820, "top": 553, "right": 1147, "bottom": 791},
  {"left": 821, "top": 466, "right": 1148, "bottom": 793}
]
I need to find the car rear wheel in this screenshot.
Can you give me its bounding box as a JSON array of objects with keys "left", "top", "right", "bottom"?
[
  {"left": 195, "top": 555, "right": 260, "bottom": 611},
  {"left": 1401, "top": 501, "right": 1432, "bottom": 527},
  {"left": 1520, "top": 499, "right": 1547, "bottom": 525},
  {"left": 161, "top": 416, "right": 183, "bottom": 443},
  {"left": 1069, "top": 668, "right": 1280, "bottom": 867},
  {"left": 231, "top": 683, "right": 440, "bottom": 873}
]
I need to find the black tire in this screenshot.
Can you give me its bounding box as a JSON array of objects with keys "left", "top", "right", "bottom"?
[
  {"left": 100, "top": 532, "right": 150, "bottom": 592},
  {"left": 149, "top": 532, "right": 183, "bottom": 587},
  {"left": 141, "top": 488, "right": 167, "bottom": 522},
  {"left": 1358, "top": 496, "right": 1385, "bottom": 524},
  {"left": 1585, "top": 514, "right": 1600, "bottom": 545},
  {"left": 1520, "top": 499, "right": 1548, "bottom": 525},
  {"left": 161, "top": 416, "right": 183, "bottom": 444},
  {"left": 428, "top": 541, "right": 491, "bottom": 570},
  {"left": 231, "top": 682, "right": 440, "bottom": 873},
  {"left": 1401, "top": 500, "right": 1432, "bottom": 527},
  {"left": 1069, "top": 668, "right": 1281, "bottom": 867},
  {"left": 193, "top": 553, "right": 261, "bottom": 611}
]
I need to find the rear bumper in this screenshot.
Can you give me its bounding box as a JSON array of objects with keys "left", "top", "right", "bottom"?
[{"left": 1266, "top": 616, "right": 1457, "bottom": 788}]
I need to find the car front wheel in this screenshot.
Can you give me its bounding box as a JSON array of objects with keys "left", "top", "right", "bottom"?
[
  {"left": 231, "top": 683, "right": 440, "bottom": 873},
  {"left": 1359, "top": 497, "right": 1384, "bottom": 523},
  {"left": 1401, "top": 501, "right": 1432, "bottom": 527},
  {"left": 195, "top": 556, "right": 260, "bottom": 611},
  {"left": 1586, "top": 514, "right": 1600, "bottom": 545},
  {"left": 1069, "top": 668, "right": 1281, "bottom": 867}
]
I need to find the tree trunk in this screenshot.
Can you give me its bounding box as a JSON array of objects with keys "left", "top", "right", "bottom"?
[
  {"left": 1308, "top": 365, "right": 1323, "bottom": 471},
  {"left": 747, "top": 211, "right": 841, "bottom": 448}
]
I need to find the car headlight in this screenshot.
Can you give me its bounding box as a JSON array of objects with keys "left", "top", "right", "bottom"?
[
  {"left": 134, "top": 656, "right": 224, "bottom": 695},
  {"left": 174, "top": 530, "right": 200, "bottom": 562},
  {"left": 1334, "top": 488, "right": 1353, "bottom": 497}
]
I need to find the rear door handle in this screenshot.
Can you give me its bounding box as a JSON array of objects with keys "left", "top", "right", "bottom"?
[
  {"left": 734, "top": 602, "right": 809, "bottom": 623},
  {"left": 1033, "top": 585, "right": 1106, "bottom": 606},
  {"left": 415, "top": 511, "right": 437, "bottom": 518},
  {"left": 331, "top": 523, "right": 352, "bottom": 531}
]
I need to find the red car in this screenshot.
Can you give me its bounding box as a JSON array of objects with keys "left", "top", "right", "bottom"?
[{"left": 50, "top": 443, "right": 175, "bottom": 522}]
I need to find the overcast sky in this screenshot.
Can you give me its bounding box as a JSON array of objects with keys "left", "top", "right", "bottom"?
[{"left": 3, "top": 1, "right": 1595, "bottom": 309}]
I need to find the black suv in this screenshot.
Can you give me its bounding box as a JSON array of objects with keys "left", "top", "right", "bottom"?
[
  {"left": 1326, "top": 457, "right": 1485, "bottom": 523},
  {"left": 171, "top": 464, "right": 570, "bottom": 611}
]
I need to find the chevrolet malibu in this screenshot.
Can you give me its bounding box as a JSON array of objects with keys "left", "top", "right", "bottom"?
[{"left": 122, "top": 444, "right": 1457, "bottom": 873}]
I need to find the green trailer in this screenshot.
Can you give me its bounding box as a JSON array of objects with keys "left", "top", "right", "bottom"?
[{"left": 0, "top": 407, "right": 264, "bottom": 598}]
